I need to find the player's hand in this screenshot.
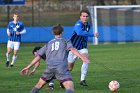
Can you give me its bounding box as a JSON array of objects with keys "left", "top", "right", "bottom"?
[
  {"left": 94, "top": 32, "right": 99, "bottom": 38},
  {"left": 16, "top": 31, "right": 20, "bottom": 35},
  {"left": 82, "top": 56, "right": 90, "bottom": 63},
  {"left": 29, "top": 70, "right": 35, "bottom": 76},
  {"left": 20, "top": 67, "right": 29, "bottom": 75}
]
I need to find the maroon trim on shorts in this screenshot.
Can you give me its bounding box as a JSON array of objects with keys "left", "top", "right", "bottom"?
[
  {"left": 60, "top": 78, "right": 73, "bottom": 83},
  {"left": 40, "top": 76, "right": 55, "bottom": 83},
  {"left": 40, "top": 76, "right": 47, "bottom": 81}
]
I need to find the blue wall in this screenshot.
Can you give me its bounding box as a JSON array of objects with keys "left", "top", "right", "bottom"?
[
  {"left": 96, "top": 25, "right": 140, "bottom": 42},
  {"left": 0, "top": 26, "right": 140, "bottom": 43}
]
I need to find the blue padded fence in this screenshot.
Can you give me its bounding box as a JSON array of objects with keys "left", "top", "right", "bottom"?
[{"left": 0, "top": 26, "right": 140, "bottom": 43}]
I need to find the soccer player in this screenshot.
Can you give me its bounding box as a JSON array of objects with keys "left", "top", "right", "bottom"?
[
  {"left": 20, "top": 24, "right": 89, "bottom": 93},
  {"left": 68, "top": 10, "right": 99, "bottom": 86},
  {"left": 6, "top": 11, "right": 26, "bottom": 67},
  {"left": 30, "top": 46, "right": 54, "bottom": 90}
]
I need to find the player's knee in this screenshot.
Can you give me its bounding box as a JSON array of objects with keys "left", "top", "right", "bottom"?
[
  {"left": 35, "top": 79, "right": 46, "bottom": 88},
  {"left": 63, "top": 81, "right": 74, "bottom": 91},
  {"left": 35, "top": 82, "right": 44, "bottom": 89}
]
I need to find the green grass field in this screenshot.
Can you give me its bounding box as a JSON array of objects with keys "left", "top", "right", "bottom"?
[{"left": 0, "top": 43, "right": 140, "bottom": 93}]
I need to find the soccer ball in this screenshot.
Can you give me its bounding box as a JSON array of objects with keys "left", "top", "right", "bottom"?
[{"left": 108, "top": 80, "right": 120, "bottom": 91}]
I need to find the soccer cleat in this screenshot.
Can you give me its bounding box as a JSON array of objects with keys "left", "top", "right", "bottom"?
[
  {"left": 49, "top": 84, "right": 54, "bottom": 90},
  {"left": 6, "top": 61, "right": 9, "bottom": 67},
  {"left": 45, "top": 84, "right": 54, "bottom": 90},
  {"left": 60, "top": 82, "right": 65, "bottom": 89},
  {"left": 10, "top": 65, "right": 14, "bottom": 67},
  {"left": 80, "top": 80, "right": 88, "bottom": 86}
]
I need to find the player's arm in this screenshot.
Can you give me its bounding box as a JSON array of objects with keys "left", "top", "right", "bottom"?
[
  {"left": 20, "top": 45, "right": 47, "bottom": 75},
  {"left": 29, "top": 61, "right": 40, "bottom": 76},
  {"left": 7, "top": 23, "right": 11, "bottom": 36},
  {"left": 70, "top": 47, "right": 89, "bottom": 63},
  {"left": 16, "top": 23, "right": 26, "bottom": 35},
  {"left": 20, "top": 55, "right": 41, "bottom": 75},
  {"left": 7, "top": 29, "right": 11, "bottom": 36},
  {"left": 16, "top": 28, "right": 26, "bottom": 35},
  {"left": 74, "top": 22, "right": 99, "bottom": 37},
  {"left": 19, "top": 28, "right": 26, "bottom": 34}
]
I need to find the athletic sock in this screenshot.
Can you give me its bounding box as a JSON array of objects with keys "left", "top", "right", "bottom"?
[
  {"left": 30, "top": 87, "right": 39, "bottom": 93},
  {"left": 6, "top": 53, "right": 10, "bottom": 61},
  {"left": 66, "top": 89, "right": 74, "bottom": 93},
  {"left": 11, "top": 55, "right": 17, "bottom": 65},
  {"left": 81, "top": 62, "right": 88, "bottom": 81}
]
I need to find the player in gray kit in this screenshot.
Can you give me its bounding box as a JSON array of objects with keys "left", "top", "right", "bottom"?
[
  {"left": 30, "top": 47, "right": 54, "bottom": 90},
  {"left": 20, "top": 24, "right": 89, "bottom": 93}
]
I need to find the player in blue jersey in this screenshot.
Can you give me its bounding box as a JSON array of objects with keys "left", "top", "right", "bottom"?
[
  {"left": 68, "top": 10, "right": 99, "bottom": 86},
  {"left": 20, "top": 24, "right": 89, "bottom": 93},
  {"left": 6, "top": 11, "right": 26, "bottom": 67}
]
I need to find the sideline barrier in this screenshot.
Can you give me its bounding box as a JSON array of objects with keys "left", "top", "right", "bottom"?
[{"left": 0, "top": 26, "right": 140, "bottom": 43}]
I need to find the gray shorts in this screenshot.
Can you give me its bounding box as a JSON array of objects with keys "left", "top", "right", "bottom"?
[{"left": 40, "top": 64, "right": 72, "bottom": 83}]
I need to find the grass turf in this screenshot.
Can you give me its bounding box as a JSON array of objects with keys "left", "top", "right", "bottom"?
[{"left": 0, "top": 43, "right": 140, "bottom": 93}]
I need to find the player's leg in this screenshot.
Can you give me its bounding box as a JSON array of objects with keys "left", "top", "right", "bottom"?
[
  {"left": 6, "top": 47, "right": 12, "bottom": 67},
  {"left": 10, "top": 42, "right": 20, "bottom": 67},
  {"left": 31, "top": 78, "right": 46, "bottom": 93},
  {"left": 68, "top": 51, "right": 77, "bottom": 71},
  {"left": 10, "top": 50, "right": 18, "bottom": 67},
  {"left": 42, "top": 66, "right": 55, "bottom": 91},
  {"left": 56, "top": 63, "right": 74, "bottom": 92},
  {"left": 6, "top": 41, "right": 13, "bottom": 67},
  {"left": 79, "top": 49, "right": 89, "bottom": 86},
  {"left": 63, "top": 80, "right": 74, "bottom": 93}
]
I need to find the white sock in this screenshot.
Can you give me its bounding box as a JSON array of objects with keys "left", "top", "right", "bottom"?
[
  {"left": 81, "top": 63, "right": 88, "bottom": 81},
  {"left": 6, "top": 53, "right": 10, "bottom": 61},
  {"left": 11, "top": 55, "right": 17, "bottom": 65}
]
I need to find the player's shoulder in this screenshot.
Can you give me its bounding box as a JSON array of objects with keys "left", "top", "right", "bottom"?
[
  {"left": 75, "top": 20, "right": 82, "bottom": 26},
  {"left": 8, "top": 21, "right": 14, "bottom": 27},
  {"left": 50, "top": 38, "right": 69, "bottom": 44},
  {"left": 8, "top": 21, "right": 14, "bottom": 25},
  {"left": 58, "top": 37, "right": 69, "bottom": 41},
  {"left": 62, "top": 38, "right": 69, "bottom": 42},
  {"left": 18, "top": 21, "right": 24, "bottom": 25},
  {"left": 62, "top": 38, "right": 71, "bottom": 45}
]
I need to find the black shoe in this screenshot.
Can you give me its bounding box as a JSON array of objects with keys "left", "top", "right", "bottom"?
[
  {"left": 49, "top": 84, "right": 54, "bottom": 90},
  {"left": 80, "top": 80, "right": 88, "bottom": 86},
  {"left": 6, "top": 61, "right": 9, "bottom": 67},
  {"left": 44, "top": 84, "right": 54, "bottom": 91},
  {"left": 60, "top": 82, "right": 65, "bottom": 89},
  {"left": 10, "top": 65, "right": 14, "bottom": 67}
]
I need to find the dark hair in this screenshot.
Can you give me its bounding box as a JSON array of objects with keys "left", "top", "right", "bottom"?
[
  {"left": 52, "top": 24, "right": 63, "bottom": 35},
  {"left": 32, "top": 47, "right": 41, "bottom": 55},
  {"left": 80, "top": 10, "right": 90, "bottom": 16}
]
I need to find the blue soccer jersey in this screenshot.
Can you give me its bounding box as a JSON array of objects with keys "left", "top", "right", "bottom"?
[
  {"left": 7, "top": 21, "right": 26, "bottom": 42},
  {"left": 70, "top": 20, "right": 94, "bottom": 50}
]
